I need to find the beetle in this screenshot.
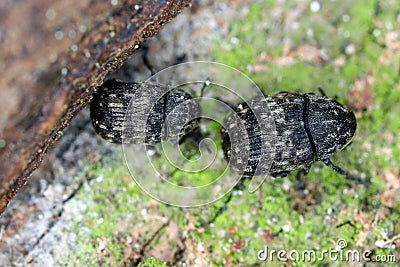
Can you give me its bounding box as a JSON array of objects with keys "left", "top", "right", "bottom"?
[
  {"left": 90, "top": 79, "right": 201, "bottom": 144},
  {"left": 220, "top": 91, "right": 358, "bottom": 181},
  {"left": 91, "top": 78, "right": 359, "bottom": 182}
]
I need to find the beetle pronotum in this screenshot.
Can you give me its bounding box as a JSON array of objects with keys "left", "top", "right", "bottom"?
[{"left": 221, "top": 90, "right": 359, "bottom": 182}]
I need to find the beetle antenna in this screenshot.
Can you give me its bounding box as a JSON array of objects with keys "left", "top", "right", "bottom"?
[
  {"left": 197, "top": 78, "right": 237, "bottom": 110},
  {"left": 318, "top": 86, "right": 339, "bottom": 100},
  {"left": 200, "top": 78, "right": 211, "bottom": 98},
  {"left": 322, "top": 158, "right": 365, "bottom": 185}
]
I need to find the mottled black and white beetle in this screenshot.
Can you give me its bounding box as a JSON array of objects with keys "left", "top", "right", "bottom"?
[
  {"left": 91, "top": 78, "right": 359, "bottom": 182},
  {"left": 90, "top": 79, "right": 201, "bottom": 144},
  {"left": 221, "top": 91, "right": 358, "bottom": 180}
]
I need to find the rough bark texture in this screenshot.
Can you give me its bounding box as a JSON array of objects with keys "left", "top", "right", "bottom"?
[{"left": 0, "top": 0, "right": 192, "bottom": 215}]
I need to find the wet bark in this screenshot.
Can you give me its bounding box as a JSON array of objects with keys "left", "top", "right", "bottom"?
[{"left": 0, "top": 0, "right": 192, "bottom": 215}]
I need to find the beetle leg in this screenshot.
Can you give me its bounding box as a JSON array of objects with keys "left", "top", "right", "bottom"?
[
  {"left": 201, "top": 177, "right": 246, "bottom": 227},
  {"left": 317, "top": 86, "right": 327, "bottom": 96},
  {"left": 142, "top": 44, "right": 156, "bottom": 76},
  {"left": 178, "top": 127, "right": 213, "bottom": 154},
  {"left": 270, "top": 171, "right": 291, "bottom": 178},
  {"left": 303, "top": 161, "right": 313, "bottom": 174},
  {"left": 293, "top": 161, "right": 313, "bottom": 190},
  {"left": 322, "top": 158, "right": 365, "bottom": 185}
]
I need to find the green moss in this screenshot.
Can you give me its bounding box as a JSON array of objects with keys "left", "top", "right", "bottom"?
[
  {"left": 61, "top": 156, "right": 148, "bottom": 265},
  {"left": 63, "top": 0, "right": 400, "bottom": 265},
  {"left": 207, "top": 0, "right": 399, "bottom": 265},
  {"left": 137, "top": 257, "right": 167, "bottom": 267}
]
